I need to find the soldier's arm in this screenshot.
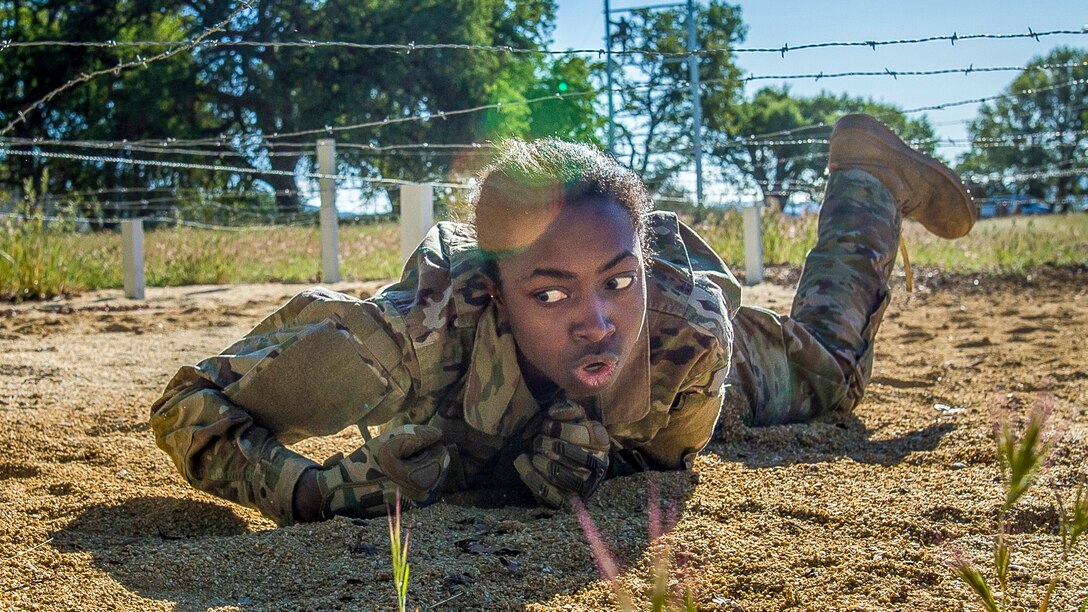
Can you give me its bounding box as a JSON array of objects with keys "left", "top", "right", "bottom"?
[
  {"left": 638, "top": 355, "right": 728, "bottom": 471},
  {"left": 149, "top": 288, "right": 413, "bottom": 525}
]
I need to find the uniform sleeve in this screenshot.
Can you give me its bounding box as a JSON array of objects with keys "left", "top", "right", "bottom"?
[
  {"left": 638, "top": 360, "right": 728, "bottom": 470},
  {"left": 149, "top": 287, "right": 414, "bottom": 525}
]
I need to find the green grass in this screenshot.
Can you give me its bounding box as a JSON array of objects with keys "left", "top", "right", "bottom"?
[
  {"left": 690, "top": 208, "right": 1088, "bottom": 274},
  {"left": 1, "top": 221, "right": 403, "bottom": 300},
  {"left": 3, "top": 201, "right": 1087, "bottom": 301},
  {"left": 900, "top": 214, "right": 1088, "bottom": 273}
]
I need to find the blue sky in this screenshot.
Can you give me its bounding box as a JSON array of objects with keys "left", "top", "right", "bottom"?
[{"left": 552, "top": 1, "right": 1088, "bottom": 164}]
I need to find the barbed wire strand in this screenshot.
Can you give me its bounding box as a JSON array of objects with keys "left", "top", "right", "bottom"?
[
  {"left": 2, "top": 27, "right": 1084, "bottom": 57},
  {"left": 7, "top": 69, "right": 1081, "bottom": 157},
  {"left": 0, "top": 148, "right": 473, "bottom": 189},
  {"left": 0, "top": 1, "right": 254, "bottom": 137},
  {"left": 7, "top": 56, "right": 1083, "bottom": 152}
]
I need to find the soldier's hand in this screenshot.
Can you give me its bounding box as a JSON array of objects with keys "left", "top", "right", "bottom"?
[
  {"left": 515, "top": 401, "right": 611, "bottom": 508},
  {"left": 315, "top": 424, "right": 450, "bottom": 519}
]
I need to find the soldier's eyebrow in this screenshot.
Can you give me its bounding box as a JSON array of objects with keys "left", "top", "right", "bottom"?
[
  {"left": 522, "top": 250, "right": 635, "bottom": 283},
  {"left": 597, "top": 250, "right": 636, "bottom": 274}
]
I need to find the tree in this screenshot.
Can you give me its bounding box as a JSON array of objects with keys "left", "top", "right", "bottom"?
[
  {"left": 0, "top": 1, "right": 227, "bottom": 199},
  {"left": 607, "top": 1, "right": 746, "bottom": 197},
  {"left": 707, "top": 87, "right": 936, "bottom": 210},
  {"left": 958, "top": 47, "right": 1088, "bottom": 212},
  {"left": 2, "top": 1, "right": 604, "bottom": 215}
]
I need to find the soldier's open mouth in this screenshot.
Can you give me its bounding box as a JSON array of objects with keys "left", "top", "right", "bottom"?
[{"left": 573, "top": 355, "right": 618, "bottom": 390}]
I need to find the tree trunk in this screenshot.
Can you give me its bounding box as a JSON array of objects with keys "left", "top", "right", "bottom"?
[{"left": 266, "top": 153, "right": 304, "bottom": 215}]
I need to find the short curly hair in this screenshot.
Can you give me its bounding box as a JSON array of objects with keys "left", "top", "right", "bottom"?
[{"left": 471, "top": 138, "right": 652, "bottom": 261}]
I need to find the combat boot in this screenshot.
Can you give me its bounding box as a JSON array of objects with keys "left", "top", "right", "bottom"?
[{"left": 828, "top": 113, "right": 976, "bottom": 239}]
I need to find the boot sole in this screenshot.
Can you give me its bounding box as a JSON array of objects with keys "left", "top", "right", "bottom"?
[{"left": 831, "top": 114, "right": 976, "bottom": 239}]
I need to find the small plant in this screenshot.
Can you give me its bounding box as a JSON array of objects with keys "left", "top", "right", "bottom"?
[
  {"left": 387, "top": 489, "right": 411, "bottom": 612},
  {"left": 572, "top": 474, "right": 697, "bottom": 611},
  {"left": 949, "top": 395, "right": 1088, "bottom": 611}
]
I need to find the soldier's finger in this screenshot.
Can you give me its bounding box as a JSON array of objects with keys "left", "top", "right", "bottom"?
[
  {"left": 531, "top": 453, "right": 594, "bottom": 497},
  {"left": 542, "top": 419, "right": 611, "bottom": 451},
  {"left": 380, "top": 444, "right": 450, "bottom": 500},
  {"left": 547, "top": 400, "right": 587, "bottom": 423},
  {"left": 382, "top": 424, "right": 444, "bottom": 458},
  {"left": 514, "top": 454, "right": 566, "bottom": 508},
  {"left": 535, "top": 435, "right": 609, "bottom": 473}
]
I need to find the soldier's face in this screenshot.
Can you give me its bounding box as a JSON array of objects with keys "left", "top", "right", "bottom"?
[{"left": 492, "top": 198, "right": 647, "bottom": 403}]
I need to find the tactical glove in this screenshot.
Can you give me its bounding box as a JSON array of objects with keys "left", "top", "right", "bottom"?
[
  {"left": 515, "top": 400, "right": 611, "bottom": 508},
  {"left": 315, "top": 424, "right": 450, "bottom": 519}
]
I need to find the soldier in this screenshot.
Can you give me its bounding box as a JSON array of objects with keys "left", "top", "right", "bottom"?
[{"left": 150, "top": 114, "right": 975, "bottom": 525}]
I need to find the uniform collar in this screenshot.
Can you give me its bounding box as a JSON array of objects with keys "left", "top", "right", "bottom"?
[{"left": 463, "top": 301, "right": 651, "bottom": 436}]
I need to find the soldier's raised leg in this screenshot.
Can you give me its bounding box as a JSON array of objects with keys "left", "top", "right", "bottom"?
[{"left": 719, "top": 114, "right": 977, "bottom": 430}]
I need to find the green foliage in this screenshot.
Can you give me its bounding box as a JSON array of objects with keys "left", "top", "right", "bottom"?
[
  {"left": 688, "top": 206, "right": 819, "bottom": 268},
  {"left": 483, "top": 55, "right": 605, "bottom": 143},
  {"left": 957, "top": 47, "right": 1088, "bottom": 210},
  {"left": 1056, "top": 483, "right": 1088, "bottom": 556},
  {"left": 1, "top": 1, "right": 596, "bottom": 215},
  {"left": 609, "top": 1, "right": 747, "bottom": 194},
  {"left": 901, "top": 214, "right": 1088, "bottom": 273},
  {"left": 994, "top": 406, "right": 1049, "bottom": 513},
  {"left": 949, "top": 555, "right": 1000, "bottom": 612},
  {"left": 708, "top": 87, "right": 936, "bottom": 209}
]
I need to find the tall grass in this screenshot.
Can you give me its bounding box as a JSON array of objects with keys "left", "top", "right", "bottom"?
[{"left": 0, "top": 175, "right": 80, "bottom": 301}]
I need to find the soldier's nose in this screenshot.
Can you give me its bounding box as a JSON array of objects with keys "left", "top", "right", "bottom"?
[{"left": 573, "top": 296, "right": 615, "bottom": 343}]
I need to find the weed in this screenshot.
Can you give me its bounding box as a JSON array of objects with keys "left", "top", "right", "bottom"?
[
  {"left": 949, "top": 394, "right": 1088, "bottom": 611},
  {"left": 387, "top": 489, "right": 411, "bottom": 612}
]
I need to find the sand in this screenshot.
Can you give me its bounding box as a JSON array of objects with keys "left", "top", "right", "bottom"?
[{"left": 1, "top": 266, "right": 1086, "bottom": 611}]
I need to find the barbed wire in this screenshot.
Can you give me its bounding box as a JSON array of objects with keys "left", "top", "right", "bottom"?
[
  {"left": 0, "top": 137, "right": 313, "bottom": 159},
  {"left": 738, "top": 59, "right": 1088, "bottom": 83},
  {"left": 967, "top": 167, "right": 1088, "bottom": 183},
  {"left": 7, "top": 54, "right": 1084, "bottom": 152},
  {"left": 705, "top": 127, "right": 1088, "bottom": 149},
  {"left": 0, "top": 209, "right": 321, "bottom": 231},
  {"left": 0, "top": 148, "right": 473, "bottom": 189},
  {"left": 34, "top": 186, "right": 301, "bottom": 198},
  {"left": 902, "top": 77, "right": 1088, "bottom": 113},
  {"left": 2, "top": 27, "right": 1084, "bottom": 57},
  {"left": 0, "top": 1, "right": 254, "bottom": 137}
]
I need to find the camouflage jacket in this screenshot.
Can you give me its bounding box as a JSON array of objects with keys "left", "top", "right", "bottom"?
[{"left": 150, "top": 211, "right": 741, "bottom": 524}]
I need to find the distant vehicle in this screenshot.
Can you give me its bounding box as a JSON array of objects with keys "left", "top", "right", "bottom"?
[
  {"left": 782, "top": 200, "right": 821, "bottom": 216},
  {"left": 1018, "top": 201, "right": 1052, "bottom": 215},
  {"left": 980, "top": 195, "right": 1052, "bottom": 218}
]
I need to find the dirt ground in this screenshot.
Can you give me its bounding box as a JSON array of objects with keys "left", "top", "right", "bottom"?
[{"left": 1, "top": 266, "right": 1086, "bottom": 611}]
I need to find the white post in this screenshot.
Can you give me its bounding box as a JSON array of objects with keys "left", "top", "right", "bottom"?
[
  {"left": 400, "top": 183, "right": 434, "bottom": 264},
  {"left": 743, "top": 204, "right": 763, "bottom": 285},
  {"left": 318, "top": 138, "right": 340, "bottom": 283},
  {"left": 121, "top": 219, "right": 145, "bottom": 299}
]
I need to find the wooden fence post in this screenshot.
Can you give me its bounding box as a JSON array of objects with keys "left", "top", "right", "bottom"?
[
  {"left": 743, "top": 204, "right": 763, "bottom": 285},
  {"left": 121, "top": 219, "right": 145, "bottom": 299},
  {"left": 318, "top": 138, "right": 340, "bottom": 283},
  {"left": 400, "top": 183, "right": 434, "bottom": 264}
]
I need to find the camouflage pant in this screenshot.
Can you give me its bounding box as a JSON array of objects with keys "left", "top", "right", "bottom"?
[{"left": 723, "top": 168, "right": 901, "bottom": 427}]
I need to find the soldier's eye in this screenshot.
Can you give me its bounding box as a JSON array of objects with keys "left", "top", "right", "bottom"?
[
  {"left": 606, "top": 274, "right": 636, "bottom": 291},
  {"left": 533, "top": 289, "right": 569, "bottom": 304}
]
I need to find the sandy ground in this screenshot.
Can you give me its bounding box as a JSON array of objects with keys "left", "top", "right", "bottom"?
[{"left": 1, "top": 266, "right": 1086, "bottom": 611}]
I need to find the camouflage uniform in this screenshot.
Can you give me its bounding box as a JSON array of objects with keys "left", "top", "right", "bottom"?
[{"left": 150, "top": 168, "right": 898, "bottom": 525}]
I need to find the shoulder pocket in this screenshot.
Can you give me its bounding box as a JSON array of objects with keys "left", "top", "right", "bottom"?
[{"left": 224, "top": 318, "right": 405, "bottom": 444}]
